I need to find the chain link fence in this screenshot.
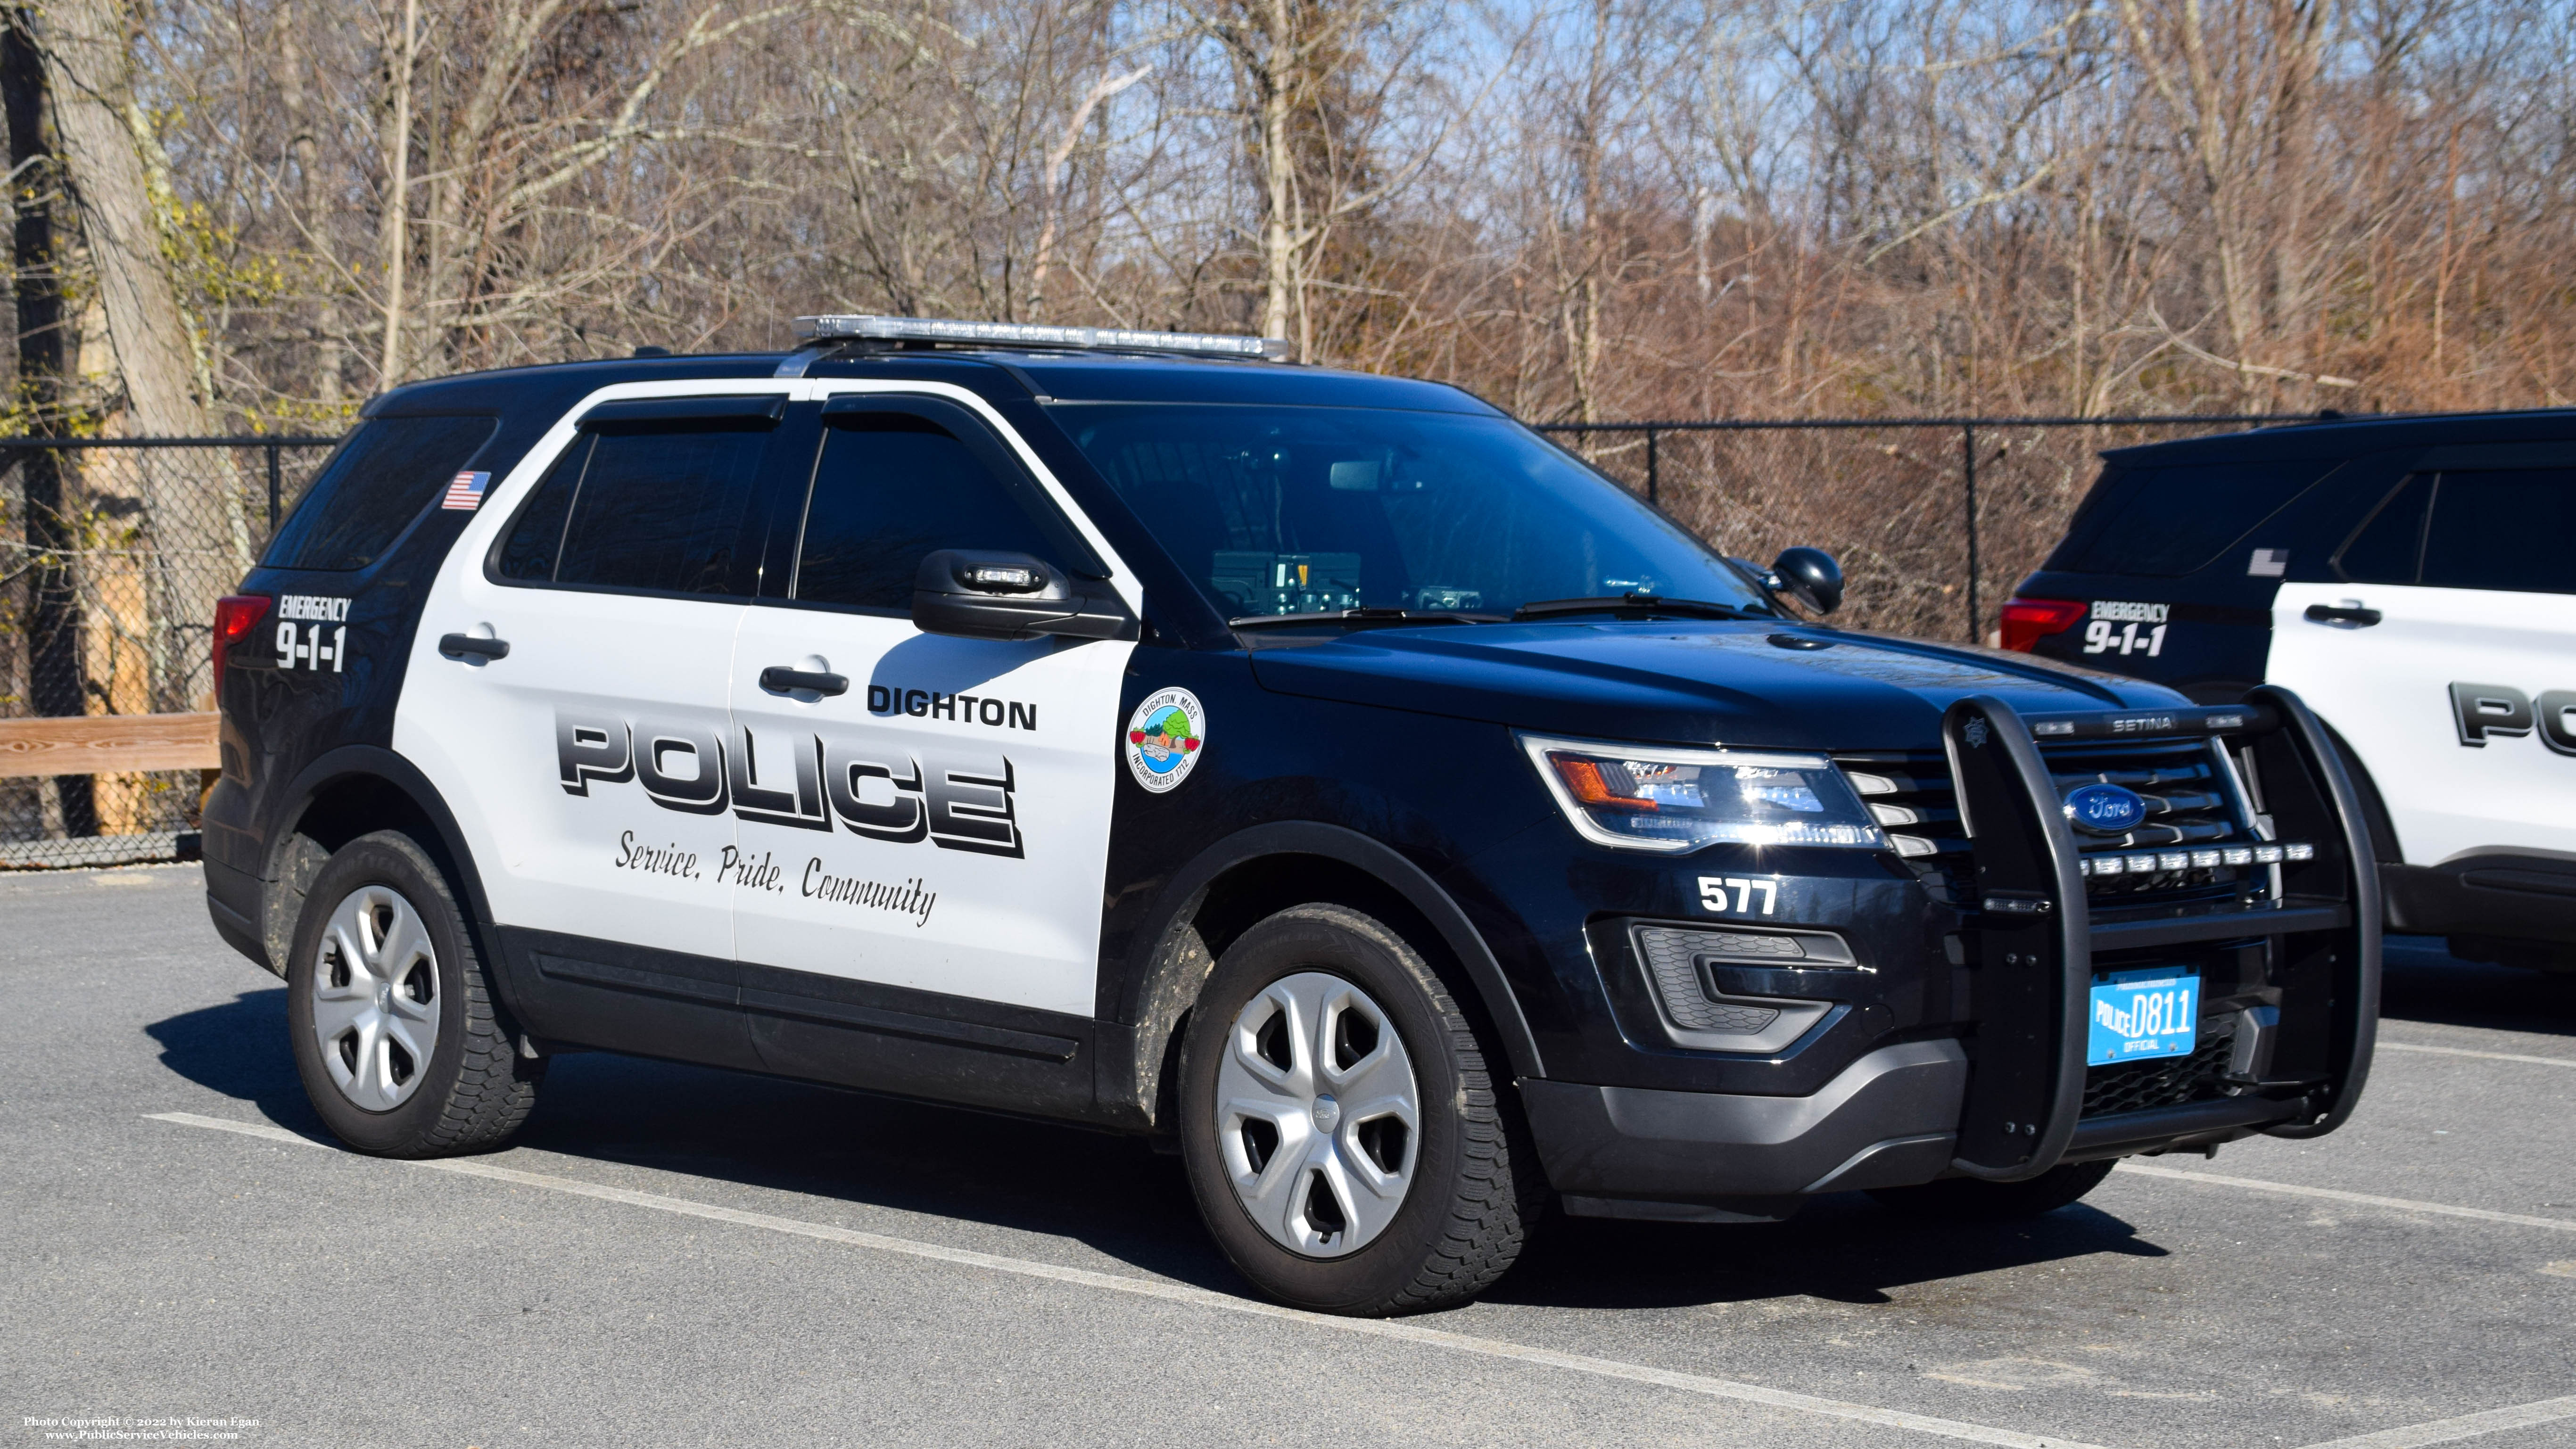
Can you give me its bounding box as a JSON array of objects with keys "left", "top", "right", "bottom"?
[
  {"left": 1532, "top": 414, "right": 2332, "bottom": 642},
  {"left": 1, "top": 438, "right": 338, "bottom": 868}
]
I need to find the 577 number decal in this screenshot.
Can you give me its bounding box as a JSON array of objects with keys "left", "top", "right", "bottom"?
[{"left": 1699, "top": 875, "right": 1777, "bottom": 915}]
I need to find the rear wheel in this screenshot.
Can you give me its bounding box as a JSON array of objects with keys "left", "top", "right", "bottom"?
[
  {"left": 286, "top": 831, "right": 543, "bottom": 1157},
  {"left": 1866, "top": 1159, "right": 2114, "bottom": 1220},
  {"left": 1178, "top": 904, "right": 1544, "bottom": 1315}
]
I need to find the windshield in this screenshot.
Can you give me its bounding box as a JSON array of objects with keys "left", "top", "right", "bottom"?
[{"left": 1057, "top": 403, "right": 1770, "bottom": 619}]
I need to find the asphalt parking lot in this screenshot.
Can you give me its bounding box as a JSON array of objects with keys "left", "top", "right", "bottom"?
[{"left": 3, "top": 864, "right": 2571, "bottom": 1449}]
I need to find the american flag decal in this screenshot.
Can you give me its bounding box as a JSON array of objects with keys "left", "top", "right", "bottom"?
[{"left": 441, "top": 470, "right": 492, "bottom": 510}]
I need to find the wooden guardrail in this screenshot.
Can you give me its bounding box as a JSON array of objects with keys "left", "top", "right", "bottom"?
[{"left": 0, "top": 713, "right": 220, "bottom": 778}]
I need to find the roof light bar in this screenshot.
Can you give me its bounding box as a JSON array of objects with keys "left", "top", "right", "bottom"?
[{"left": 793, "top": 314, "right": 1288, "bottom": 360}]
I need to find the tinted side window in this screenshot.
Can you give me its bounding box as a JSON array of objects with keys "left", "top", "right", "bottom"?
[
  {"left": 2059, "top": 460, "right": 2338, "bottom": 577},
  {"left": 496, "top": 437, "right": 589, "bottom": 582},
  {"left": 791, "top": 412, "right": 1065, "bottom": 611},
  {"left": 261, "top": 415, "right": 497, "bottom": 571},
  {"left": 2334, "top": 474, "right": 2430, "bottom": 584},
  {"left": 2043, "top": 465, "right": 2130, "bottom": 569},
  {"left": 2422, "top": 469, "right": 2576, "bottom": 594},
  {"left": 496, "top": 427, "right": 771, "bottom": 596}
]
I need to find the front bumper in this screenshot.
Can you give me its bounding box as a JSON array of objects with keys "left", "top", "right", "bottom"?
[
  {"left": 1522, "top": 1039, "right": 1967, "bottom": 1218},
  {"left": 1517, "top": 686, "right": 2379, "bottom": 1213}
]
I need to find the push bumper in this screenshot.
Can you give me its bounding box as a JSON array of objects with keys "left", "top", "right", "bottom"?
[{"left": 1523, "top": 686, "right": 2380, "bottom": 1218}]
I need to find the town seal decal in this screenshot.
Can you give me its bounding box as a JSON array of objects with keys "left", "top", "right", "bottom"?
[{"left": 1124, "top": 687, "right": 1206, "bottom": 793}]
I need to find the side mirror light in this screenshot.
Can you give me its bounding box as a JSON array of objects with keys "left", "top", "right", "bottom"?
[
  {"left": 911, "top": 549, "right": 1135, "bottom": 642},
  {"left": 1767, "top": 547, "right": 1843, "bottom": 616}
]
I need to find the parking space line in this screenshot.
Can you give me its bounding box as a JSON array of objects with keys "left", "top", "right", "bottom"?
[
  {"left": 2377, "top": 1041, "right": 2576, "bottom": 1069},
  {"left": 2119, "top": 1163, "right": 2576, "bottom": 1234},
  {"left": 2295, "top": 1395, "right": 2576, "bottom": 1448},
  {"left": 147, "top": 1111, "right": 2105, "bottom": 1449}
]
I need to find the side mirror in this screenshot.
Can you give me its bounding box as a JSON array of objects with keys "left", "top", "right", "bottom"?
[
  {"left": 1767, "top": 547, "right": 1843, "bottom": 616},
  {"left": 912, "top": 549, "right": 1136, "bottom": 642}
]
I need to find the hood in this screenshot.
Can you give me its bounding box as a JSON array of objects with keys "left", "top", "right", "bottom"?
[{"left": 1248, "top": 620, "right": 2180, "bottom": 752}]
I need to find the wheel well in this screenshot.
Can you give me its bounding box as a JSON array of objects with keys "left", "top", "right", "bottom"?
[
  {"left": 1127, "top": 850, "right": 1522, "bottom": 1134},
  {"left": 260, "top": 772, "right": 472, "bottom": 976},
  {"left": 2312, "top": 717, "right": 2402, "bottom": 864},
  {"left": 292, "top": 774, "right": 444, "bottom": 857}
]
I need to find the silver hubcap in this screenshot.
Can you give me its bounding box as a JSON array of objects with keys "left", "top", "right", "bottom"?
[
  {"left": 1216, "top": 971, "right": 1420, "bottom": 1257},
  {"left": 309, "top": 885, "right": 439, "bottom": 1112}
]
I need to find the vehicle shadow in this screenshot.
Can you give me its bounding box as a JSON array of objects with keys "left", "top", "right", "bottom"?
[
  {"left": 2383, "top": 935, "right": 2576, "bottom": 1038},
  {"left": 1489, "top": 1198, "right": 2164, "bottom": 1311},
  {"left": 143, "top": 986, "right": 328, "bottom": 1136},
  {"left": 145, "top": 989, "right": 2165, "bottom": 1312}
]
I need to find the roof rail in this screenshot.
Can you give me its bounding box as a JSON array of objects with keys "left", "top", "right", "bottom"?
[{"left": 791, "top": 314, "right": 1288, "bottom": 360}]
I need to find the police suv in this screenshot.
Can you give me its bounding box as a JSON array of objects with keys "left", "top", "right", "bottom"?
[
  {"left": 2003, "top": 412, "right": 2576, "bottom": 973},
  {"left": 206, "top": 316, "right": 2379, "bottom": 1316}
]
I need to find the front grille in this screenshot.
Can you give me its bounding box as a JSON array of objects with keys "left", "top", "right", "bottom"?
[
  {"left": 1840, "top": 737, "right": 2265, "bottom": 912},
  {"left": 2081, "top": 1024, "right": 2237, "bottom": 1117}
]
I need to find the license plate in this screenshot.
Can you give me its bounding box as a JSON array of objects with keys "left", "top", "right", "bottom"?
[{"left": 2088, "top": 969, "right": 2200, "bottom": 1065}]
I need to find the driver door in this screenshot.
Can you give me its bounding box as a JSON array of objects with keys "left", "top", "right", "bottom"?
[{"left": 726, "top": 389, "right": 1138, "bottom": 1028}]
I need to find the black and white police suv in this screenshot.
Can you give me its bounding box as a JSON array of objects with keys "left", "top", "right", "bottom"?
[
  {"left": 2002, "top": 411, "right": 2576, "bottom": 973},
  {"left": 205, "top": 315, "right": 2379, "bottom": 1315}
]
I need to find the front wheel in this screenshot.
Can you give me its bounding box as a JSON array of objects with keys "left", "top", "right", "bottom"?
[
  {"left": 1177, "top": 904, "right": 1545, "bottom": 1316},
  {"left": 286, "top": 831, "right": 544, "bottom": 1157}
]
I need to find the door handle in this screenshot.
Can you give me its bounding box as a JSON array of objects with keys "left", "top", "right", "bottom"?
[
  {"left": 760, "top": 665, "right": 850, "bottom": 696},
  {"left": 2303, "top": 603, "right": 2382, "bottom": 627},
  {"left": 438, "top": 632, "right": 511, "bottom": 660}
]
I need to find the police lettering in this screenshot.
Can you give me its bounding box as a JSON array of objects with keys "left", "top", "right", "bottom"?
[
  {"left": 558, "top": 711, "right": 1024, "bottom": 856},
  {"left": 2450, "top": 682, "right": 2576, "bottom": 754}
]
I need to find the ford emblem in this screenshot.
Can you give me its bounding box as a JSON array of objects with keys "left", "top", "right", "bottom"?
[{"left": 2064, "top": 782, "right": 2147, "bottom": 835}]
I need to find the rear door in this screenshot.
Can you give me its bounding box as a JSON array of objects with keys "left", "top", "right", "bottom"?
[
  {"left": 725, "top": 385, "right": 1140, "bottom": 1027},
  {"left": 2269, "top": 447, "right": 2576, "bottom": 864},
  {"left": 399, "top": 385, "right": 793, "bottom": 1055},
  {"left": 2018, "top": 456, "right": 2345, "bottom": 701}
]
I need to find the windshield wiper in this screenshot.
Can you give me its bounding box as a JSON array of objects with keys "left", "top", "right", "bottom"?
[
  {"left": 1511, "top": 593, "right": 1756, "bottom": 623},
  {"left": 1229, "top": 608, "right": 1506, "bottom": 631}
]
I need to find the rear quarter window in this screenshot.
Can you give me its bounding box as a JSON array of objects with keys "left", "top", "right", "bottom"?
[
  {"left": 262, "top": 415, "right": 499, "bottom": 571},
  {"left": 2046, "top": 458, "right": 2340, "bottom": 577}
]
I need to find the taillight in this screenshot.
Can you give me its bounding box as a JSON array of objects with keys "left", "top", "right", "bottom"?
[
  {"left": 213, "top": 594, "right": 272, "bottom": 684},
  {"left": 1998, "top": 597, "right": 2087, "bottom": 653}
]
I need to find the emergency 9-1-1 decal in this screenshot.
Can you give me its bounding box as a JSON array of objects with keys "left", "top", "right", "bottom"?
[
  {"left": 1125, "top": 687, "right": 1205, "bottom": 793},
  {"left": 275, "top": 594, "right": 350, "bottom": 672}
]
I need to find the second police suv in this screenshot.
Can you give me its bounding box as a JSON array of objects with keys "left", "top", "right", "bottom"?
[
  {"left": 204, "top": 315, "right": 2379, "bottom": 1316},
  {"left": 2001, "top": 411, "right": 2576, "bottom": 975}
]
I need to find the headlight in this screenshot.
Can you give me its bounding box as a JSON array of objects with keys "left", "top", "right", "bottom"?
[{"left": 1519, "top": 733, "right": 1888, "bottom": 853}]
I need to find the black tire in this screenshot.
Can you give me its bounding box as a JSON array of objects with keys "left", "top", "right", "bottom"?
[
  {"left": 1177, "top": 904, "right": 1545, "bottom": 1316},
  {"left": 286, "top": 831, "right": 543, "bottom": 1156},
  {"left": 1866, "top": 1159, "right": 2115, "bottom": 1221}
]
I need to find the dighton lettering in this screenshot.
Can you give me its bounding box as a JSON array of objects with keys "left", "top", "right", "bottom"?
[{"left": 864, "top": 683, "right": 1041, "bottom": 732}]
